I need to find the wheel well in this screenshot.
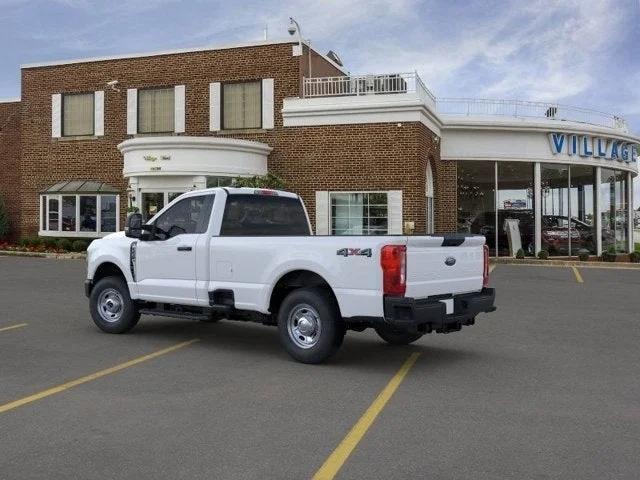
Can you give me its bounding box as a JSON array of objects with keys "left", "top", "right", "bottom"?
[
  {"left": 269, "top": 270, "right": 340, "bottom": 317},
  {"left": 93, "top": 262, "right": 126, "bottom": 284}
]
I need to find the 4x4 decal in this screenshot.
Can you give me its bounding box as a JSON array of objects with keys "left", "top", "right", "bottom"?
[{"left": 336, "top": 248, "right": 372, "bottom": 258}]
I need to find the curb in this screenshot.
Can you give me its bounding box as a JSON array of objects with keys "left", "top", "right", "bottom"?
[
  {"left": 0, "top": 250, "right": 86, "bottom": 260},
  {"left": 491, "top": 258, "right": 640, "bottom": 269}
]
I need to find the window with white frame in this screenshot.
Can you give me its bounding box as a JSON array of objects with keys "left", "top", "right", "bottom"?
[
  {"left": 222, "top": 81, "right": 262, "bottom": 130},
  {"left": 40, "top": 181, "right": 120, "bottom": 237},
  {"left": 138, "top": 87, "right": 175, "bottom": 133},
  {"left": 330, "top": 192, "right": 389, "bottom": 235},
  {"left": 62, "top": 92, "right": 95, "bottom": 136}
]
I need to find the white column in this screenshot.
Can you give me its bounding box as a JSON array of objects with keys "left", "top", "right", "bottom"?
[
  {"left": 628, "top": 171, "right": 634, "bottom": 253},
  {"left": 534, "top": 162, "right": 541, "bottom": 255},
  {"left": 595, "top": 167, "right": 602, "bottom": 256}
]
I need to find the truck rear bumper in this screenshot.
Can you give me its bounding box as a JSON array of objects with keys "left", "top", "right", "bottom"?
[{"left": 383, "top": 288, "right": 496, "bottom": 333}]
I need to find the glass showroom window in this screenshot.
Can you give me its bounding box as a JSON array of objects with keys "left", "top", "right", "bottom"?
[
  {"left": 62, "top": 92, "right": 94, "bottom": 136},
  {"left": 40, "top": 194, "right": 119, "bottom": 237},
  {"left": 497, "top": 162, "right": 534, "bottom": 256},
  {"left": 330, "top": 192, "right": 388, "bottom": 235},
  {"left": 138, "top": 87, "right": 175, "bottom": 134},
  {"left": 569, "top": 166, "right": 596, "bottom": 255},
  {"left": 206, "top": 176, "right": 234, "bottom": 188},
  {"left": 541, "top": 164, "right": 570, "bottom": 255},
  {"left": 223, "top": 81, "right": 261, "bottom": 130},
  {"left": 601, "top": 168, "right": 629, "bottom": 253},
  {"left": 457, "top": 161, "right": 496, "bottom": 255}
]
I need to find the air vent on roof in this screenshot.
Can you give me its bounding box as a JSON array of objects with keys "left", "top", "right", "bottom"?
[{"left": 326, "top": 50, "right": 343, "bottom": 67}]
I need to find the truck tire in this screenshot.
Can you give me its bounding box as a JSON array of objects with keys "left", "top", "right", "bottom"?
[
  {"left": 277, "top": 288, "right": 344, "bottom": 364},
  {"left": 375, "top": 325, "right": 423, "bottom": 345},
  {"left": 90, "top": 276, "right": 140, "bottom": 334}
]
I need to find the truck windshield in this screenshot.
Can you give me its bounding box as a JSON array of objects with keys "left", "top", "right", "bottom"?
[{"left": 220, "top": 194, "right": 310, "bottom": 236}]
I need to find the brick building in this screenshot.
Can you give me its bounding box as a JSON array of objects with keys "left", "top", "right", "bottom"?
[{"left": 0, "top": 38, "right": 638, "bottom": 256}]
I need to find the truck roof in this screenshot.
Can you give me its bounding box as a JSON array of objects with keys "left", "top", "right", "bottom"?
[{"left": 180, "top": 187, "right": 299, "bottom": 199}]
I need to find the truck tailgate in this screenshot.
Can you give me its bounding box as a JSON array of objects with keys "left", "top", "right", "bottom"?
[{"left": 405, "top": 235, "right": 485, "bottom": 299}]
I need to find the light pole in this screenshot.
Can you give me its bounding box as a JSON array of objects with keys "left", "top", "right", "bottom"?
[{"left": 288, "top": 17, "right": 312, "bottom": 79}]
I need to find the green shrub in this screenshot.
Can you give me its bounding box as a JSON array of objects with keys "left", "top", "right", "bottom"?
[
  {"left": 577, "top": 249, "right": 590, "bottom": 262},
  {"left": 0, "top": 194, "right": 9, "bottom": 240},
  {"left": 537, "top": 250, "right": 549, "bottom": 260},
  {"left": 515, "top": 248, "right": 525, "bottom": 259},
  {"left": 19, "top": 237, "right": 32, "bottom": 248},
  {"left": 629, "top": 251, "right": 640, "bottom": 263},
  {"left": 42, "top": 237, "right": 58, "bottom": 249},
  {"left": 71, "top": 239, "right": 89, "bottom": 252},
  {"left": 57, "top": 238, "right": 73, "bottom": 251},
  {"left": 602, "top": 246, "right": 617, "bottom": 262},
  {"left": 232, "top": 172, "right": 286, "bottom": 190}
]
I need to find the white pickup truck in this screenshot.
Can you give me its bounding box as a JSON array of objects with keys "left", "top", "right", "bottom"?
[{"left": 85, "top": 188, "right": 495, "bottom": 363}]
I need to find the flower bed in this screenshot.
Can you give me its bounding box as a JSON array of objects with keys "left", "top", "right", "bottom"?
[{"left": 0, "top": 237, "right": 91, "bottom": 254}]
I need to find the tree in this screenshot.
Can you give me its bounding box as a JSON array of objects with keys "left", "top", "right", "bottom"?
[
  {"left": 231, "top": 173, "right": 286, "bottom": 190},
  {"left": 0, "top": 193, "right": 10, "bottom": 240}
]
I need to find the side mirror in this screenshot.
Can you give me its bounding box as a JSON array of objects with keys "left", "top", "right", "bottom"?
[{"left": 125, "top": 213, "right": 143, "bottom": 238}]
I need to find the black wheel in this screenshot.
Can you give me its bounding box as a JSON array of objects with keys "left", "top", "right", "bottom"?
[
  {"left": 89, "top": 276, "right": 140, "bottom": 334},
  {"left": 375, "top": 324, "right": 423, "bottom": 345},
  {"left": 277, "top": 288, "right": 345, "bottom": 364}
]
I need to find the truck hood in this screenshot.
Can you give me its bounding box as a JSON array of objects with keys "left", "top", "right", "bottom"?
[{"left": 87, "top": 231, "right": 135, "bottom": 255}]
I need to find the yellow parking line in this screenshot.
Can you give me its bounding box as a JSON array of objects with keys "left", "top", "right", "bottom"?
[
  {"left": 0, "top": 338, "right": 199, "bottom": 414},
  {"left": 571, "top": 266, "right": 584, "bottom": 283},
  {"left": 312, "top": 352, "right": 421, "bottom": 480},
  {"left": 0, "top": 323, "right": 28, "bottom": 333}
]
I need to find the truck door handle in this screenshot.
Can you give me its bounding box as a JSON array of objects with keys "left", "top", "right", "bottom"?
[{"left": 177, "top": 246, "right": 192, "bottom": 252}]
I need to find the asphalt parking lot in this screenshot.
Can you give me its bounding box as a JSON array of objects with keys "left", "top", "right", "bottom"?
[{"left": 1, "top": 257, "right": 639, "bottom": 479}]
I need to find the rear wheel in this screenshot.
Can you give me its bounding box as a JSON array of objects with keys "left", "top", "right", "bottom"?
[
  {"left": 277, "top": 288, "right": 344, "bottom": 364},
  {"left": 375, "top": 325, "right": 423, "bottom": 345},
  {"left": 90, "top": 276, "right": 140, "bottom": 334}
]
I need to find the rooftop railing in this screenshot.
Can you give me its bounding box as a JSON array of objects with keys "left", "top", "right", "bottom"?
[
  {"left": 436, "top": 98, "right": 629, "bottom": 132},
  {"left": 301, "top": 73, "right": 629, "bottom": 132},
  {"left": 302, "top": 72, "right": 436, "bottom": 105}
]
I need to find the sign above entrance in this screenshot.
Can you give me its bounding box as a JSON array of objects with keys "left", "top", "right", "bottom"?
[{"left": 548, "top": 132, "right": 638, "bottom": 164}]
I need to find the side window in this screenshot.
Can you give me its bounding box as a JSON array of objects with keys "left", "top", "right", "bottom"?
[
  {"left": 154, "top": 195, "right": 214, "bottom": 239},
  {"left": 220, "top": 195, "right": 310, "bottom": 236}
]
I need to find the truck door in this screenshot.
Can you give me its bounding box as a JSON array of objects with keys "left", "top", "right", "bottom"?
[{"left": 135, "top": 194, "right": 214, "bottom": 304}]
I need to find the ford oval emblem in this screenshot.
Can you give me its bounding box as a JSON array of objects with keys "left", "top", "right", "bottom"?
[{"left": 445, "top": 256, "right": 456, "bottom": 266}]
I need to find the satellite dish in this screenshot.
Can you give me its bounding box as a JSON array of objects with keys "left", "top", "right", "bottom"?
[{"left": 326, "top": 50, "right": 343, "bottom": 67}]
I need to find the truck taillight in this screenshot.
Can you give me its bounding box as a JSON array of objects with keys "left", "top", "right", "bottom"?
[
  {"left": 381, "top": 245, "right": 406, "bottom": 297},
  {"left": 483, "top": 244, "right": 490, "bottom": 288}
]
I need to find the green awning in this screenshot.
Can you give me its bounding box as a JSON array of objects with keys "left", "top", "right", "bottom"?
[{"left": 41, "top": 180, "right": 119, "bottom": 194}]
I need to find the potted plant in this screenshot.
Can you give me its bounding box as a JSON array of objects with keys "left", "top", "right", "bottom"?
[
  {"left": 576, "top": 249, "right": 590, "bottom": 262},
  {"left": 602, "top": 246, "right": 617, "bottom": 262}
]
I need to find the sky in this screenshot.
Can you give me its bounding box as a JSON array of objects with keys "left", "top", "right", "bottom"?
[{"left": 1, "top": 0, "right": 639, "bottom": 204}]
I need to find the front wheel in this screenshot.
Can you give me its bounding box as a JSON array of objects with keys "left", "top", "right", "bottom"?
[
  {"left": 277, "top": 288, "right": 344, "bottom": 364},
  {"left": 89, "top": 276, "right": 140, "bottom": 334},
  {"left": 375, "top": 325, "right": 423, "bottom": 345}
]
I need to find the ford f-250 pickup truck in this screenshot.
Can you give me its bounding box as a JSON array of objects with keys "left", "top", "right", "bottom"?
[{"left": 85, "top": 187, "right": 495, "bottom": 363}]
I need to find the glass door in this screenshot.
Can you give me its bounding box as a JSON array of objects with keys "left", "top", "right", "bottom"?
[{"left": 141, "top": 192, "right": 165, "bottom": 222}]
